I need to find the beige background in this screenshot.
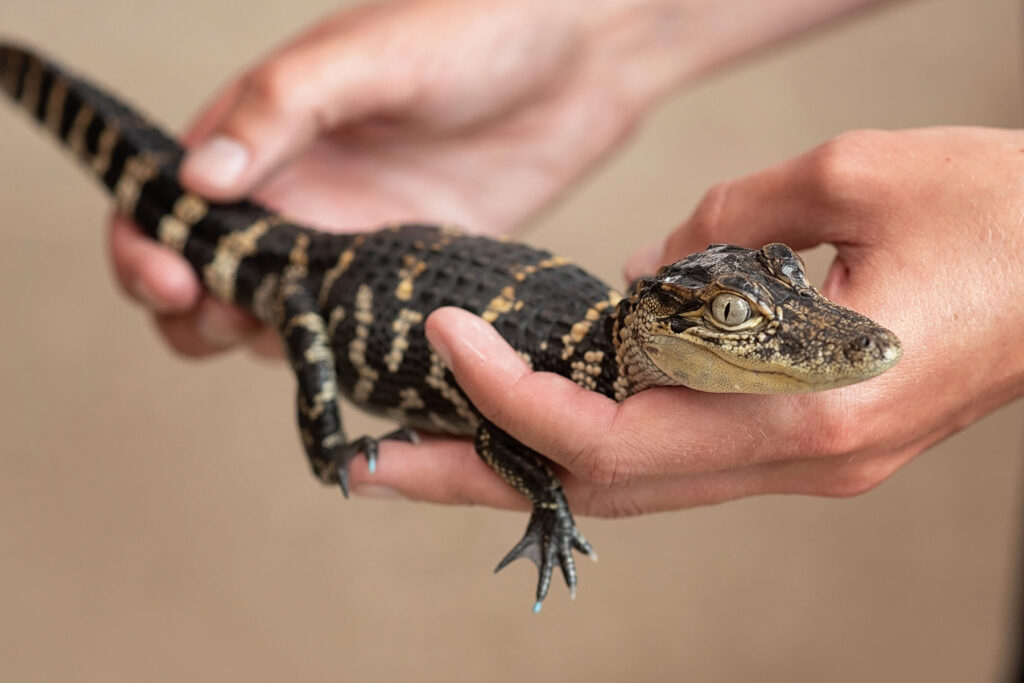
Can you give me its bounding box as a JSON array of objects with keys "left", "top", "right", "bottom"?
[{"left": 1, "top": 0, "right": 1022, "bottom": 681}]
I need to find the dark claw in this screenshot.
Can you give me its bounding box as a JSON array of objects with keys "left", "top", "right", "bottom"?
[
  {"left": 331, "top": 427, "right": 420, "bottom": 497},
  {"left": 337, "top": 466, "right": 350, "bottom": 498},
  {"left": 495, "top": 500, "right": 595, "bottom": 611}
]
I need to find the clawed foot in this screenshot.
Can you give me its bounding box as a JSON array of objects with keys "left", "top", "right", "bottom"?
[
  {"left": 328, "top": 427, "right": 418, "bottom": 497},
  {"left": 495, "top": 497, "right": 596, "bottom": 612}
]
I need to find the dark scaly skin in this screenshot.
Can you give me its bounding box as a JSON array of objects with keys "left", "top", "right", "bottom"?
[{"left": 0, "top": 44, "right": 902, "bottom": 611}]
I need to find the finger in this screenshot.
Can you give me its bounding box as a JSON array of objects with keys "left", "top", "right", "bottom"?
[
  {"left": 564, "top": 446, "right": 918, "bottom": 518},
  {"left": 425, "top": 307, "right": 622, "bottom": 474},
  {"left": 425, "top": 307, "right": 898, "bottom": 487},
  {"left": 246, "top": 327, "right": 286, "bottom": 360},
  {"left": 627, "top": 145, "right": 861, "bottom": 277},
  {"left": 349, "top": 436, "right": 529, "bottom": 511},
  {"left": 346, "top": 431, "right": 914, "bottom": 517},
  {"left": 108, "top": 213, "right": 201, "bottom": 313},
  {"left": 179, "top": 33, "right": 407, "bottom": 200},
  {"left": 623, "top": 236, "right": 664, "bottom": 283},
  {"left": 153, "top": 296, "right": 263, "bottom": 357}
]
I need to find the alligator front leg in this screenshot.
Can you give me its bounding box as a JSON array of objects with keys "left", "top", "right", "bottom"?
[
  {"left": 279, "top": 287, "right": 416, "bottom": 496},
  {"left": 277, "top": 288, "right": 351, "bottom": 487},
  {"left": 475, "top": 421, "right": 597, "bottom": 612}
]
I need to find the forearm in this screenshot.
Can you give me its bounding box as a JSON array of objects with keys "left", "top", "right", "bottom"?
[{"left": 578, "top": 0, "right": 896, "bottom": 115}]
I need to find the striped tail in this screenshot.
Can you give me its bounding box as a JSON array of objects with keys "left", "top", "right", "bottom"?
[
  {"left": 0, "top": 43, "right": 316, "bottom": 315},
  {"left": 0, "top": 43, "right": 188, "bottom": 211}
]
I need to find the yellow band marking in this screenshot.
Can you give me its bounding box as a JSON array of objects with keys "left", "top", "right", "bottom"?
[
  {"left": 560, "top": 295, "right": 621, "bottom": 360},
  {"left": 203, "top": 216, "right": 276, "bottom": 302},
  {"left": 289, "top": 233, "right": 310, "bottom": 269},
  {"left": 319, "top": 235, "right": 365, "bottom": 306},
  {"left": 19, "top": 57, "right": 43, "bottom": 115},
  {"left": 157, "top": 193, "right": 209, "bottom": 253},
  {"left": 385, "top": 308, "right": 424, "bottom": 372},
  {"left": 66, "top": 103, "right": 95, "bottom": 157},
  {"left": 349, "top": 284, "right": 380, "bottom": 402},
  {"left": 90, "top": 125, "right": 119, "bottom": 176},
  {"left": 326, "top": 306, "right": 347, "bottom": 338},
  {"left": 44, "top": 74, "right": 68, "bottom": 135},
  {"left": 570, "top": 350, "right": 606, "bottom": 390},
  {"left": 251, "top": 273, "right": 281, "bottom": 325},
  {"left": 395, "top": 253, "right": 428, "bottom": 302},
  {"left": 482, "top": 285, "right": 519, "bottom": 323},
  {"left": 397, "top": 388, "right": 425, "bottom": 411},
  {"left": 113, "top": 153, "right": 163, "bottom": 217},
  {"left": 425, "top": 352, "right": 477, "bottom": 426}
]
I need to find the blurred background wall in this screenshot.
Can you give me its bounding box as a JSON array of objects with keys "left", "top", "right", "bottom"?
[{"left": 1, "top": 0, "right": 1022, "bottom": 681}]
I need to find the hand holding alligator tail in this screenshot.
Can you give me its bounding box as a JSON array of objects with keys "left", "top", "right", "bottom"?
[{"left": 109, "top": 0, "right": 656, "bottom": 356}]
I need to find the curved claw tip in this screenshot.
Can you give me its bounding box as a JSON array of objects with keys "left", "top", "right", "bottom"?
[
  {"left": 368, "top": 459, "right": 377, "bottom": 475},
  {"left": 589, "top": 552, "right": 599, "bottom": 563},
  {"left": 532, "top": 601, "right": 543, "bottom": 614},
  {"left": 570, "top": 587, "right": 577, "bottom": 600}
]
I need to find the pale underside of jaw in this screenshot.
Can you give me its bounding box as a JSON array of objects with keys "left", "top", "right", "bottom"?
[{"left": 655, "top": 336, "right": 896, "bottom": 394}]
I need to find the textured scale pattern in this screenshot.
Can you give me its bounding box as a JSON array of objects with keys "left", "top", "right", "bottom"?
[
  {"left": 0, "top": 43, "right": 615, "bottom": 609},
  {"left": 1, "top": 43, "right": 902, "bottom": 611}
]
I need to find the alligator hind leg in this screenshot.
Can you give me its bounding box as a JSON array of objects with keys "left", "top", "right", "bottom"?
[
  {"left": 476, "top": 421, "right": 596, "bottom": 611},
  {"left": 279, "top": 288, "right": 417, "bottom": 496}
]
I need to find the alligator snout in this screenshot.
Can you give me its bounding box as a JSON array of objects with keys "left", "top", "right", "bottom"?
[{"left": 846, "top": 327, "right": 902, "bottom": 366}]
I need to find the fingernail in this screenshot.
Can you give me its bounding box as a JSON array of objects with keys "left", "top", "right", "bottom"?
[
  {"left": 183, "top": 135, "right": 249, "bottom": 188},
  {"left": 196, "top": 308, "right": 246, "bottom": 348},
  {"left": 351, "top": 484, "right": 401, "bottom": 499},
  {"left": 129, "top": 278, "right": 171, "bottom": 313},
  {"left": 425, "top": 325, "right": 453, "bottom": 369}
]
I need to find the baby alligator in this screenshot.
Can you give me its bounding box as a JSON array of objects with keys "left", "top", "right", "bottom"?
[{"left": 0, "top": 44, "right": 901, "bottom": 611}]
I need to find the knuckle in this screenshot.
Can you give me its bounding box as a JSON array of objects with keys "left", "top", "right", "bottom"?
[
  {"left": 795, "top": 404, "right": 859, "bottom": 459},
  {"left": 572, "top": 411, "right": 638, "bottom": 489},
  {"left": 243, "top": 61, "right": 301, "bottom": 112},
  {"left": 578, "top": 447, "right": 629, "bottom": 490},
  {"left": 822, "top": 461, "right": 889, "bottom": 498},
  {"left": 804, "top": 129, "right": 889, "bottom": 203}
]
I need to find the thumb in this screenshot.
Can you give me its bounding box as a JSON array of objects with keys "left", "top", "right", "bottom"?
[
  {"left": 179, "top": 36, "right": 407, "bottom": 200},
  {"left": 625, "top": 144, "right": 858, "bottom": 280}
]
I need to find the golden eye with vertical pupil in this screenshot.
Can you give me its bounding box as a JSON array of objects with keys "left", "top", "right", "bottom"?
[{"left": 710, "top": 293, "right": 750, "bottom": 326}]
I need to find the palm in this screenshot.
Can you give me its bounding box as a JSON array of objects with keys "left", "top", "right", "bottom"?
[{"left": 250, "top": 83, "right": 624, "bottom": 236}]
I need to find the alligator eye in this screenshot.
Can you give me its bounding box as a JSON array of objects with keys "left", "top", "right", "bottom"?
[{"left": 710, "top": 293, "right": 750, "bottom": 326}]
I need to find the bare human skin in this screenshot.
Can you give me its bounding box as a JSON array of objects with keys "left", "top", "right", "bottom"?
[
  {"left": 109, "top": 0, "right": 884, "bottom": 355},
  {"left": 398, "top": 128, "right": 1024, "bottom": 514},
  {"left": 101, "top": 0, "right": 1012, "bottom": 514}
]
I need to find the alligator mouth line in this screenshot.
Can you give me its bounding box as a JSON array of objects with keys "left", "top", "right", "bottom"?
[{"left": 701, "top": 345, "right": 857, "bottom": 392}]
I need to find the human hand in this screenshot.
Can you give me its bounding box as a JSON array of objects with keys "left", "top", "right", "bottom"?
[
  {"left": 352, "top": 127, "right": 1024, "bottom": 514},
  {"left": 109, "top": 0, "right": 684, "bottom": 356}
]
